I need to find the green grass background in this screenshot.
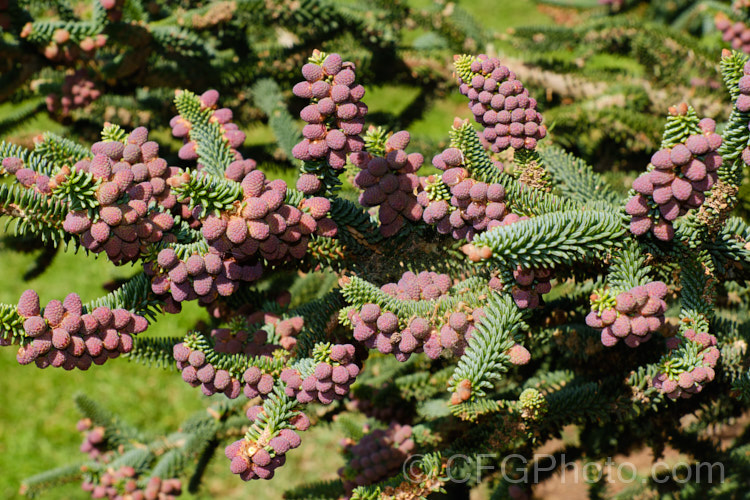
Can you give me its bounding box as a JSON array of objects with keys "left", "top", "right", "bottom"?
[{"left": 0, "top": 1, "right": 553, "bottom": 498}]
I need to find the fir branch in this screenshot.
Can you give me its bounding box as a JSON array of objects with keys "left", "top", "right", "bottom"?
[
  {"left": 350, "top": 451, "right": 443, "bottom": 499},
  {"left": 607, "top": 240, "right": 652, "bottom": 291},
  {"left": 74, "top": 393, "right": 148, "bottom": 446},
  {"left": 25, "top": 20, "right": 102, "bottom": 44},
  {"left": 173, "top": 90, "right": 235, "bottom": 179},
  {"left": 731, "top": 371, "right": 750, "bottom": 404},
  {"left": 126, "top": 336, "right": 182, "bottom": 370},
  {"left": 679, "top": 251, "right": 716, "bottom": 321},
  {"left": 293, "top": 290, "right": 346, "bottom": 358},
  {"left": 33, "top": 132, "right": 92, "bottom": 166},
  {"left": 244, "top": 388, "right": 300, "bottom": 443},
  {"left": 170, "top": 171, "right": 243, "bottom": 216},
  {"left": 448, "top": 121, "right": 580, "bottom": 216},
  {"left": 149, "top": 426, "right": 216, "bottom": 481},
  {"left": 395, "top": 367, "right": 454, "bottom": 401},
  {"left": 83, "top": 273, "right": 160, "bottom": 320},
  {"left": 450, "top": 398, "right": 501, "bottom": 421},
  {"left": 250, "top": 78, "right": 301, "bottom": 160},
  {"left": 341, "top": 275, "right": 491, "bottom": 327},
  {"left": 706, "top": 217, "right": 750, "bottom": 275},
  {"left": 471, "top": 210, "right": 625, "bottom": 270},
  {"left": 0, "top": 141, "right": 33, "bottom": 171},
  {"left": 284, "top": 479, "right": 346, "bottom": 499},
  {"left": 300, "top": 159, "right": 343, "bottom": 197},
  {"left": 287, "top": 271, "right": 338, "bottom": 306},
  {"left": 185, "top": 330, "right": 285, "bottom": 378},
  {"left": 108, "top": 447, "right": 154, "bottom": 472},
  {"left": 538, "top": 145, "right": 621, "bottom": 207},
  {"left": 0, "top": 302, "right": 26, "bottom": 344},
  {"left": 544, "top": 380, "right": 612, "bottom": 426},
  {"left": 101, "top": 123, "right": 129, "bottom": 144},
  {"left": 448, "top": 294, "right": 526, "bottom": 399},
  {"left": 717, "top": 51, "right": 750, "bottom": 192},
  {"left": 0, "top": 141, "right": 55, "bottom": 176},
  {"left": 51, "top": 166, "right": 99, "bottom": 212},
  {"left": 326, "top": 196, "right": 382, "bottom": 251},
  {"left": 522, "top": 369, "right": 577, "bottom": 394},
  {"left": 0, "top": 97, "right": 45, "bottom": 135},
  {"left": 660, "top": 105, "right": 702, "bottom": 149},
  {"left": 20, "top": 463, "right": 87, "bottom": 499},
  {"left": 626, "top": 363, "right": 666, "bottom": 415},
  {"left": 0, "top": 182, "right": 70, "bottom": 246}
]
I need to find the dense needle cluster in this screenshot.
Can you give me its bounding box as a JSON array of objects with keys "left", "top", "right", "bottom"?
[{"left": 451, "top": 343, "right": 530, "bottom": 405}]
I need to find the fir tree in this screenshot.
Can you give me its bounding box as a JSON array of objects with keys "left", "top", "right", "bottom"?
[{"left": 2, "top": 47, "right": 750, "bottom": 500}]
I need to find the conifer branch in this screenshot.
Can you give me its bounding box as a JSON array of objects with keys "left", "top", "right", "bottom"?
[
  {"left": 472, "top": 210, "right": 625, "bottom": 269},
  {"left": 250, "top": 79, "right": 301, "bottom": 161},
  {"left": 173, "top": 90, "right": 236, "bottom": 179},
  {"left": 449, "top": 294, "right": 526, "bottom": 400},
  {"left": 538, "top": 145, "right": 622, "bottom": 207}
]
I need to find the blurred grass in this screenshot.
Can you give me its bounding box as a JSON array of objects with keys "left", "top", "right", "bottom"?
[
  {"left": 0, "top": 1, "right": 557, "bottom": 498},
  {"left": 409, "top": 0, "right": 552, "bottom": 29}
]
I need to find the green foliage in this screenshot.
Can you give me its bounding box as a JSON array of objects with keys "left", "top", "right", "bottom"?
[
  {"left": 284, "top": 479, "right": 346, "bottom": 499},
  {"left": 20, "top": 463, "right": 86, "bottom": 499},
  {"left": 606, "top": 240, "right": 651, "bottom": 291},
  {"left": 173, "top": 90, "right": 236, "bottom": 179},
  {"left": 539, "top": 145, "right": 622, "bottom": 207},
  {"left": 472, "top": 210, "right": 625, "bottom": 269},
  {"left": 32, "top": 132, "right": 92, "bottom": 166},
  {"left": 448, "top": 294, "right": 525, "bottom": 398},
  {"left": 250, "top": 79, "right": 301, "bottom": 161},
  {"left": 500, "top": 7, "right": 726, "bottom": 168},
  {"left": 0, "top": 181, "right": 70, "bottom": 246},
  {"left": 4, "top": 8, "right": 750, "bottom": 499},
  {"left": 170, "top": 169, "right": 244, "bottom": 215}
]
